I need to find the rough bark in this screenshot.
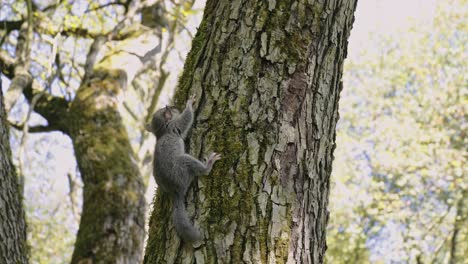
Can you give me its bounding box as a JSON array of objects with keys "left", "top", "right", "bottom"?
[
  {"left": 0, "top": 81, "right": 28, "bottom": 263},
  {"left": 144, "top": 0, "right": 357, "bottom": 263}
]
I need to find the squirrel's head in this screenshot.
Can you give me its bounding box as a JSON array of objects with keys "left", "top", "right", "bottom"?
[{"left": 145, "top": 106, "right": 181, "bottom": 137}]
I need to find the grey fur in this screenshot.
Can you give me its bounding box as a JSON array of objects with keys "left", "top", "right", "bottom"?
[{"left": 146, "top": 96, "right": 221, "bottom": 243}]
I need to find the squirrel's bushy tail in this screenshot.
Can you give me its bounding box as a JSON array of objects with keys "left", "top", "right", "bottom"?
[{"left": 172, "top": 194, "right": 201, "bottom": 243}]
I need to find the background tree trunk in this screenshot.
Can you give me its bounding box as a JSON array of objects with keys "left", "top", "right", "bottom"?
[
  {"left": 19, "top": 30, "right": 159, "bottom": 264},
  {"left": 67, "top": 67, "right": 146, "bottom": 264},
  {"left": 0, "top": 81, "right": 28, "bottom": 264},
  {"left": 144, "top": 0, "right": 357, "bottom": 263}
]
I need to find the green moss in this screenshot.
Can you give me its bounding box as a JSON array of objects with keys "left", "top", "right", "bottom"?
[
  {"left": 69, "top": 70, "right": 145, "bottom": 263},
  {"left": 202, "top": 111, "right": 246, "bottom": 223},
  {"left": 173, "top": 1, "right": 218, "bottom": 107},
  {"left": 274, "top": 236, "right": 290, "bottom": 263},
  {"left": 275, "top": 205, "right": 292, "bottom": 263},
  {"left": 231, "top": 229, "right": 243, "bottom": 262},
  {"left": 257, "top": 205, "right": 271, "bottom": 263},
  {"left": 143, "top": 190, "right": 171, "bottom": 264}
]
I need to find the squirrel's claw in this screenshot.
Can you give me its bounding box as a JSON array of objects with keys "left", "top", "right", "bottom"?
[
  {"left": 186, "top": 95, "right": 196, "bottom": 108},
  {"left": 208, "top": 152, "right": 222, "bottom": 162}
]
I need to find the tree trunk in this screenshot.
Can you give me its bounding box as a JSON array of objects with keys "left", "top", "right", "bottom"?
[
  {"left": 0, "top": 81, "right": 28, "bottom": 264},
  {"left": 68, "top": 67, "right": 146, "bottom": 263},
  {"left": 144, "top": 0, "right": 357, "bottom": 263}
]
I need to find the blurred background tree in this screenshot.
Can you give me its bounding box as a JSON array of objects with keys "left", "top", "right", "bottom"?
[
  {"left": 327, "top": 0, "right": 467, "bottom": 263},
  {"left": 1, "top": 0, "right": 202, "bottom": 263}
]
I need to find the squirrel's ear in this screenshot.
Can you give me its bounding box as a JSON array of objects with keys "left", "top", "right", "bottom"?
[
  {"left": 164, "top": 106, "right": 172, "bottom": 122},
  {"left": 145, "top": 123, "right": 152, "bottom": 133}
]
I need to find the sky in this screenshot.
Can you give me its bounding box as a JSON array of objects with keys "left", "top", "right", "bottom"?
[{"left": 349, "top": 0, "right": 436, "bottom": 58}]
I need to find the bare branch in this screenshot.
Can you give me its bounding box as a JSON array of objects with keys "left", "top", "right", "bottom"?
[
  {"left": 82, "top": 36, "right": 107, "bottom": 83},
  {"left": 42, "top": 0, "right": 66, "bottom": 12},
  {"left": 0, "top": 20, "right": 23, "bottom": 32},
  {"left": 0, "top": 50, "right": 17, "bottom": 78},
  {"left": 85, "top": 1, "right": 127, "bottom": 13},
  {"left": 0, "top": 15, "right": 139, "bottom": 42},
  {"left": 2, "top": 21, "right": 69, "bottom": 132},
  {"left": 3, "top": 0, "right": 34, "bottom": 112},
  {"left": 143, "top": 16, "right": 178, "bottom": 127},
  {"left": 82, "top": 0, "right": 148, "bottom": 83},
  {"left": 8, "top": 121, "right": 59, "bottom": 133},
  {"left": 18, "top": 0, "right": 34, "bottom": 66}
]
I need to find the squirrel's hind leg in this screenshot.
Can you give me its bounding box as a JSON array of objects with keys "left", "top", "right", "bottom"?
[{"left": 178, "top": 154, "right": 207, "bottom": 176}]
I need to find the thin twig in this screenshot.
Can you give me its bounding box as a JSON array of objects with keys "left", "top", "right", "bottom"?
[{"left": 18, "top": 29, "right": 60, "bottom": 186}]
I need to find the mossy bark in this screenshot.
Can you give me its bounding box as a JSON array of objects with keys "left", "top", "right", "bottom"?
[
  {"left": 67, "top": 68, "right": 146, "bottom": 264},
  {"left": 0, "top": 83, "right": 28, "bottom": 264},
  {"left": 144, "top": 0, "right": 357, "bottom": 263}
]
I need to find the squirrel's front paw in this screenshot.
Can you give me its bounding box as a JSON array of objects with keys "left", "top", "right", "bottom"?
[
  {"left": 186, "top": 95, "right": 196, "bottom": 109},
  {"left": 207, "top": 152, "right": 222, "bottom": 163}
]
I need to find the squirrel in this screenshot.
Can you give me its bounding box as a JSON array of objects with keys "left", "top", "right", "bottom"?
[{"left": 146, "top": 95, "right": 221, "bottom": 243}]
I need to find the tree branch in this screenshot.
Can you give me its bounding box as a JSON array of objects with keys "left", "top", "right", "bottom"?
[
  {"left": 1, "top": 20, "right": 70, "bottom": 133},
  {"left": 3, "top": 65, "right": 70, "bottom": 134},
  {"left": 4, "top": 0, "right": 34, "bottom": 112},
  {"left": 82, "top": 0, "right": 146, "bottom": 83},
  {"left": 0, "top": 20, "right": 23, "bottom": 32},
  {"left": 42, "top": 0, "right": 66, "bottom": 12},
  {"left": 8, "top": 121, "right": 59, "bottom": 133},
  {"left": 0, "top": 50, "right": 16, "bottom": 77},
  {"left": 85, "top": 1, "right": 127, "bottom": 13},
  {"left": 21, "top": 81, "right": 70, "bottom": 134},
  {"left": 0, "top": 17, "right": 138, "bottom": 42},
  {"left": 82, "top": 35, "right": 107, "bottom": 83}
]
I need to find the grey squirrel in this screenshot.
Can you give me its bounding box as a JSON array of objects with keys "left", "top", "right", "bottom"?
[{"left": 146, "top": 95, "right": 221, "bottom": 243}]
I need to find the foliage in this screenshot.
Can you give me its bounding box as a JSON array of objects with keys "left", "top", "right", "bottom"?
[{"left": 327, "top": 0, "right": 467, "bottom": 263}]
